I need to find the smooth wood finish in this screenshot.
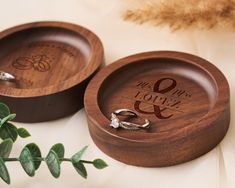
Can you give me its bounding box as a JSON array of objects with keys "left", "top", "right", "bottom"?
[
  {"left": 84, "top": 51, "right": 230, "bottom": 167},
  {"left": 0, "top": 22, "right": 104, "bottom": 122}
]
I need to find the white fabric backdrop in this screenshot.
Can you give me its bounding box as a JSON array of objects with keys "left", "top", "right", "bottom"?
[{"left": 0, "top": 0, "right": 234, "bottom": 187}]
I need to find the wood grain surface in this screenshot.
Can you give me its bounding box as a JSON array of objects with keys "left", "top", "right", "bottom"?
[
  {"left": 84, "top": 51, "right": 230, "bottom": 167},
  {"left": 0, "top": 21, "right": 104, "bottom": 122}
]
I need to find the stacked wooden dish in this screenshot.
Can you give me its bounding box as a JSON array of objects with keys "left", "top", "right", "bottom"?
[{"left": 0, "top": 22, "right": 104, "bottom": 122}]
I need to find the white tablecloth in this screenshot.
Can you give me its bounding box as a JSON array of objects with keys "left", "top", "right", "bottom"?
[{"left": 0, "top": 1, "right": 234, "bottom": 188}]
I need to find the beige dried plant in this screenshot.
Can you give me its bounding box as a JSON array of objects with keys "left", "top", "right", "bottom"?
[{"left": 123, "top": 0, "right": 235, "bottom": 30}]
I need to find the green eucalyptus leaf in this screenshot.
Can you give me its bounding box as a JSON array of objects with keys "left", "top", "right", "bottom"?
[
  {"left": 0, "top": 103, "right": 10, "bottom": 119},
  {"left": 0, "top": 123, "right": 18, "bottom": 142},
  {"left": 45, "top": 150, "right": 60, "bottom": 178},
  {"left": 25, "top": 143, "right": 41, "bottom": 170},
  {"left": 71, "top": 146, "right": 88, "bottom": 163},
  {"left": 0, "top": 157, "right": 10, "bottom": 184},
  {"left": 93, "top": 159, "right": 108, "bottom": 169},
  {"left": 17, "top": 128, "right": 31, "bottom": 138},
  {"left": 0, "top": 139, "right": 13, "bottom": 157},
  {"left": 50, "top": 143, "right": 65, "bottom": 161},
  {"left": 72, "top": 161, "right": 87, "bottom": 179},
  {"left": 0, "top": 114, "right": 16, "bottom": 127},
  {"left": 19, "top": 147, "right": 35, "bottom": 177}
]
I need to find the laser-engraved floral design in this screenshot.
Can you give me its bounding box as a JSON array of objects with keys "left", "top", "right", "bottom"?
[{"left": 12, "top": 55, "right": 52, "bottom": 72}]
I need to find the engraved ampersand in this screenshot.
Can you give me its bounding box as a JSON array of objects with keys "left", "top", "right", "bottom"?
[
  {"left": 12, "top": 55, "right": 51, "bottom": 72},
  {"left": 134, "top": 78, "right": 177, "bottom": 119}
]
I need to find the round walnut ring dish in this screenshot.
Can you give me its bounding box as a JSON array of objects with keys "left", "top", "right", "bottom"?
[
  {"left": 84, "top": 51, "right": 230, "bottom": 167},
  {"left": 0, "top": 21, "right": 104, "bottom": 122}
]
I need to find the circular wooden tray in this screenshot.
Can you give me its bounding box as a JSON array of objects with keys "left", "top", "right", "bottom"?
[
  {"left": 84, "top": 51, "right": 230, "bottom": 167},
  {"left": 0, "top": 22, "right": 104, "bottom": 122}
]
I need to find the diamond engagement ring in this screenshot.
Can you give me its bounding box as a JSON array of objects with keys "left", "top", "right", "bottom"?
[
  {"left": 0, "top": 71, "right": 15, "bottom": 82},
  {"left": 110, "top": 109, "right": 150, "bottom": 130}
]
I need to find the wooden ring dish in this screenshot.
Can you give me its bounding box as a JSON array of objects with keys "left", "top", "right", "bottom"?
[
  {"left": 84, "top": 51, "right": 230, "bottom": 167},
  {"left": 0, "top": 22, "right": 104, "bottom": 122}
]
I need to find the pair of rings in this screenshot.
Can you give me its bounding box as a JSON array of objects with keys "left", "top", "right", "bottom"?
[{"left": 110, "top": 109, "right": 150, "bottom": 130}]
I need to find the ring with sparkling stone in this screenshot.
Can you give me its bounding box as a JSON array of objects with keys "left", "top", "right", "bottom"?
[
  {"left": 110, "top": 109, "right": 150, "bottom": 130},
  {"left": 0, "top": 71, "right": 15, "bottom": 82}
]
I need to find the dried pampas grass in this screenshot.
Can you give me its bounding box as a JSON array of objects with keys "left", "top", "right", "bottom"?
[{"left": 123, "top": 0, "right": 235, "bottom": 30}]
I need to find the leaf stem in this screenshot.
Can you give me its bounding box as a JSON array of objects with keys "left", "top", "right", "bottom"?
[
  {"left": 2, "top": 158, "right": 19, "bottom": 162},
  {"left": 2, "top": 157, "right": 94, "bottom": 164},
  {"left": 61, "top": 158, "right": 71, "bottom": 162},
  {"left": 80, "top": 160, "right": 94, "bottom": 164}
]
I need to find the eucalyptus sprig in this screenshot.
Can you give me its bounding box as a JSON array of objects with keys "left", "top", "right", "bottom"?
[
  {"left": 0, "top": 103, "right": 108, "bottom": 184},
  {"left": 0, "top": 142, "right": 107, "bottom": 184},
  {"left": 0, "top": 103, "right": 30, "bottom": 142}
]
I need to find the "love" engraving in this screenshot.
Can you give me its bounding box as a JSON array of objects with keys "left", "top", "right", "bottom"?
[{"left": 134, "top": 78, "right": 189, "bottom": 119}]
